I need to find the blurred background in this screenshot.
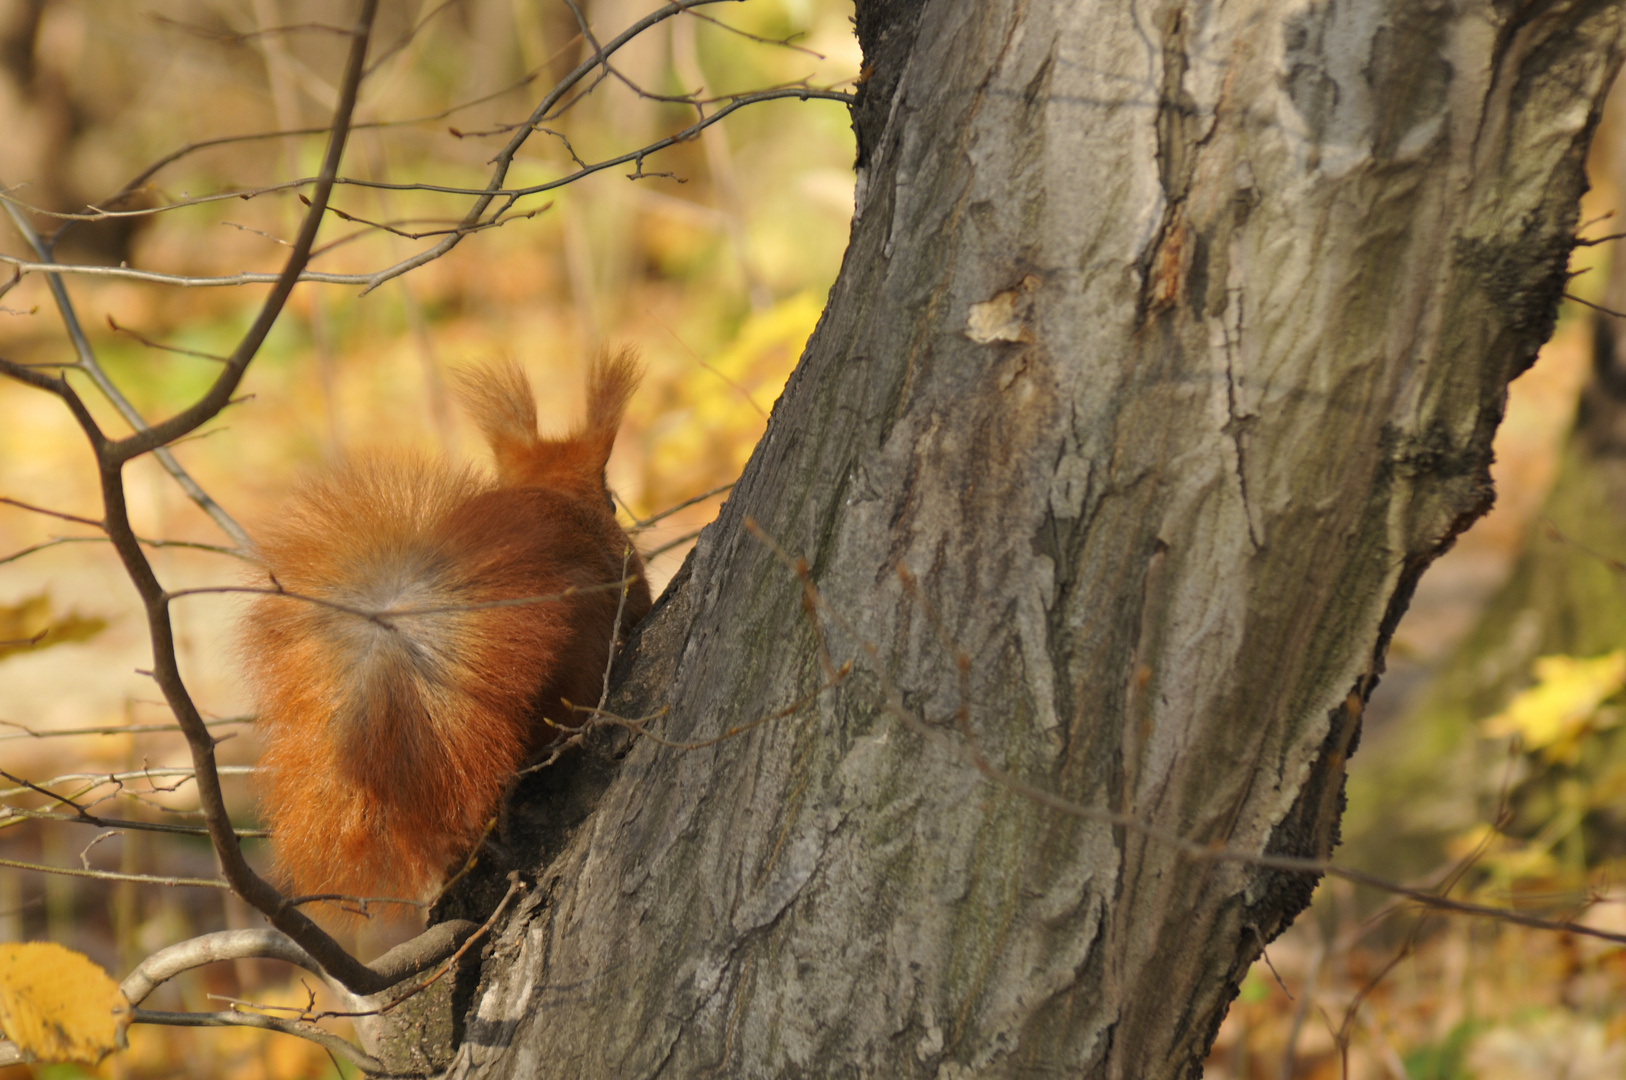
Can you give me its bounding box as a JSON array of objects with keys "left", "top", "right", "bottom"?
[{"left": 0, "top": 2, "right": 1622, "bottom": 1077}]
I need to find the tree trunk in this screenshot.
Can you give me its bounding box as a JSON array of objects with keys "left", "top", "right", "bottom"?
[
  {"left": 1347, "top": 72, "right": 1626, "bottom": 876},
  {"left": 437, "top": 2, "right": 1624, "bottom": 1077}
]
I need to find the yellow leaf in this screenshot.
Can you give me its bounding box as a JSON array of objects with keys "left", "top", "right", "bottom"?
[
  {"left": 0, "top": 593, "right": 50, "bottom": 643},
  {"left": 1480, "top": 651, "right": 1626, "bottom": 764},
  {"left": 1446, "top": 825, "right": 1560, "bottom": 885},
  {"left": 0, "top": 941, "right": 127, "bottom": 1064},
  {"left": 647, "top": 290, "right": 824, "bottom": 509},
  {"left": 0, "top": 592, "right": 109, "bottom": 662},
  {"left": 1445, "top": 822, "right": 1498, "bottom": 863}
]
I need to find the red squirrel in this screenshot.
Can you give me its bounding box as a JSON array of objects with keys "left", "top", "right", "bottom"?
[{"left": 238, "top": 350, "right": 652, "bottom": 914}]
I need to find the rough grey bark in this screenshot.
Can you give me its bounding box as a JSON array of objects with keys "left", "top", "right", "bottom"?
[
  {"left": 433, "top": 2, "right": 1624, "bottom": 1078},
  {"left": 1347, "top": 73, "right": 1626, "bottom": 876}
]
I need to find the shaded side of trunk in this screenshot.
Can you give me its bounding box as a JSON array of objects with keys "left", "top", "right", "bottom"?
[
  {"left": 442, "top": 3, "right": 1624, "bottom": 1078},
  {"left": 1348, "top": 73, "right": 1626, "bottom": 874}
]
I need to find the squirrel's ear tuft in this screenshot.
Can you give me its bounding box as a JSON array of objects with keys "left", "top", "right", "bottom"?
[
  {"left": 450, "top": 359, "right": 539, "bottom": 454},
  {"left": 581, "top": 346, "right": 642, "bottom": 467}
]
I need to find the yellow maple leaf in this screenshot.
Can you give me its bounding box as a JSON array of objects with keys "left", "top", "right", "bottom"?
[
  {"left": 0, "top": 941, "right": 127, "bottom": 1064},
  {"left": 1480, "top": 651, "right": 1626, "bottom": 764}
]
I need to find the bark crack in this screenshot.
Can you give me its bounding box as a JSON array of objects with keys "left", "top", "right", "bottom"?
[
  {"left": 1222, "top": 347, "right": 1262, "bottom": 553},
  {"left": 1136, "top": 1, "right": 1222, "bottom": 320}
]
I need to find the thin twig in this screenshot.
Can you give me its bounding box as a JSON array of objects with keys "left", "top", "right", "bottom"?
[
  {"left": 0, "top": 806, "right": 266, "bottom": 839},
  {"left": 0, "top": 534, "right": 244, "bottom": 568},
  {"left": 1539, "top": 516, "right": 1626, "bottom": 574},
  {"left": 0, "top": 715, "right": 252, "bottom": 742},
  {"left": 681, "top": 5, "right": 826, "bottom": 59},
  {"left": 309, "top": 877, "right": 526, "bottom": 1020},
  {"left": 1564, "top": 291, "right": 1626, "bottom": 319},
  {"left": 426, "top": 817, "right": 499, "bottom": 908},
  {"left": 0, "top": 765, "right": 254, "bottom": 799},
  {"left": 0, "top": 84, "right": 851, "bottom": 297},
  {"left": 644, "top": 528, "right": 704, "bottom": 560},
  {"left": 165, "top": 575, "right": 639, "bottom": 624},
  {"left": 127, "top": 1007, "right": 379, "bottom": 1072},
  {"left": 577, "top": 652, "right": 850, "bottom": 752},
  {"left": 0, "top": 856, "right": 229, "bottom": 889},
  {"left": 0, "top": 766, "right": 262, "bottom": 838},
  {"left": 0, "top": 495, "right": 102, "bottom": 528},
  {"left": 0, "top": 198, "right": 252, "bottom": 548},
  {"left": 106, "top": 315, "right": 230, "bottom": 363},
  {"left": 630, "top": 481, "right": 734, "bottom": 528},
  {"left": 281, "top": 891, "right": 429, "bottom": 912}
]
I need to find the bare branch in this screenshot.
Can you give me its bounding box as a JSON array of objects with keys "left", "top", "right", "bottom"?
[
  {"left": 40, "top": 0, "right": 401, "bottom": 997},
  {"left": 0, "top": 855, "right": 229, "bottom": 889},
  {"left": 628, "top": 481, "right": 734, "bottom": 528},
  {"left": 1, "top": 806, "right": 265, "bottom": 839},
  {"left": 1, "top": 763, "right": 264, "bottom": 838},
  {"left": 682, "top": 6, "right": 826, "bottom": 59},
  {"left": 314, "top": 193, "right": 553, "bottom": 243},
  {"left": 281, "top": 891, "right": 428, "bottom": 913},
  {"left": 0, "top": 201, "right": 251, "bottom": 548},
  {"left": 149, "top": 13, "right": 353, "bottom": 45},
  {"left": 1540, "top": 516, "right": 1626, "bottom": 573},
  {"left": 0, "top": 251, "right": 379, "bottom": 287},
  {"left": 0, "top": 716, "right": 252, "bottom": 743},
  {"left": 121, "top": 920, "right": 480, "bottom": 1011},
  {"left": 350, "top": 0, "right": 820, "bottom": 294},
  {"left": 79, "top": 830, "right": 119, "bottom": 868},
  {"left": 0, "top": 766, "right": 254, "bottom": 798},
  {"left": 119, "top": 904, "right": 490, "bottom": 1072},
  {"left": 0, "top": 495, "right": 246, "bottom": 562},
  {"left": 0, "top": 85, "right": 851, "bottom": 301},
  {"left": 0, "top": 494, "right": 103, "bottom": 529},
  {"left": 362, "top": 0, "right": 460, "bottom": 76},
  {"left": 0, "top": 533, "right": 245, "bottom": 568},
  {"left": 309, "top": 878, "right": 525, "bottom": 1021},
  {"left": 127, "top": 1008, "right": 380, "bottom": 1073},
  {"left": 165, "top": 576, "right": 639, "bottom": 629},
  {"left": 578, "top": 652, "right": 851, "bottom": 752},
  {"left": 123, "top": 930, "right": 329, "bottom": 1007},
  {"left": 642, "top": 528, "right": 705, "bottom": 560},
  {"left": 597, "top": 546, "right": 638, "bottom": 715},
  {"left": 43, "top": 66, "right": 545, "bottom": 220},
  {"left": 106, "top": 314, "right": 230, "bottom": 363},
  {"left": 1564, "top": 291, "right": 1626, "bottom": 319}
]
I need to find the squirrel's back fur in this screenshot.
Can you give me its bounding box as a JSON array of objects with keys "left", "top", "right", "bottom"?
[{"left": 239, "top": 350, "right": 651, "bottom": 914}]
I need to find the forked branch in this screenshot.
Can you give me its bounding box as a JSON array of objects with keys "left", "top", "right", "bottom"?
[{"left": 0, "top": 0, "right": 411, "bottom": 997}]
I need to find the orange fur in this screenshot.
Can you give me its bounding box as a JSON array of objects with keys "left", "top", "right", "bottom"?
[{"left": 239, "top": 353, "right": 652, "bottom": 916}]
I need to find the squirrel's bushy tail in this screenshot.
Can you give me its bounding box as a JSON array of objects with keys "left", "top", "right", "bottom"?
[{"left": 240, "top": 353, "right": 652, "bottom": 914}]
